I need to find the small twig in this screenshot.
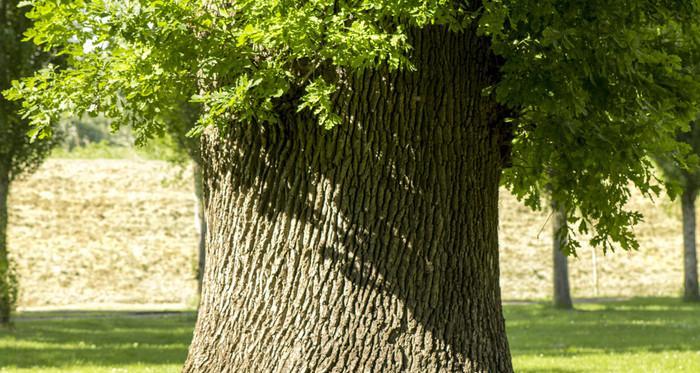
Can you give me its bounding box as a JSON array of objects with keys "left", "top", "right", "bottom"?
[{"left": 536, "top": 210, "right": 555, "bottom": 239}]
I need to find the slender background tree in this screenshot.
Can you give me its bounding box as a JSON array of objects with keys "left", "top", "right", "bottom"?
[
  {"left": 163, "top": 104, "right": 206, "bottom": 295},
  {"left": 0, "top": 0, "right": 58, "bottom": 325},
  {"left": 6, "top": 1, "right": 700, "bottom": 371},
  {"left": 552, "top": 200, "right": 574, "bottom": 309},
  {"left": 657, "top": 120, "right": 700, "bottom": 302}
]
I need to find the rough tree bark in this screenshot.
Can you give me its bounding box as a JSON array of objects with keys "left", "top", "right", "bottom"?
[
  {"left": 681, "top": 188, "right": 699, "bottom": 302},
  {"left": 193, "top": 162, "right": 207, "bottom": 297},
  {"left": 551, "top": 201, "right": 573, "bottom": 309},
  {"left": 0, "top": 167, "right": 11, "bottom": 325},
  {"left": 184, "top": 26, "right": 513, "bottom": 372}
]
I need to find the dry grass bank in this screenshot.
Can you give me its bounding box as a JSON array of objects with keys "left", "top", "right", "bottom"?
[
  {"left": 9, "top": 159, "right": 198, "bottom": 308},
  {"left": 6, "top": 159, "right": 687, "bottom": 307}
]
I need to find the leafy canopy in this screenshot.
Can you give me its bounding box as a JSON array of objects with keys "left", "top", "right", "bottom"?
[{"left": 4, "top": 0, "right": 700, "bottom": 253}]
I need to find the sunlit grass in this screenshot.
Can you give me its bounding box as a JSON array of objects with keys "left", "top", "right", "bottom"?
[
  {"left": 1, "top": 298, "right": 699, "bottom": 372},
  {"left": 506, "top": 297, "right": 700, "bottom": 372},
  {"left": 0, "top": 312, "right": 195, "bottom": 372}
]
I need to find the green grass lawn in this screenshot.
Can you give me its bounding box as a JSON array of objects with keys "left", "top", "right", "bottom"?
[
  {"left": 506, "top": 298, "right": 700, "bottom": 372},
  {"left": 1, "top": 298, "right": 699, "bottom": 372},
  {"left": 0, "top": 312, "right": 196, "bottom": 373}
]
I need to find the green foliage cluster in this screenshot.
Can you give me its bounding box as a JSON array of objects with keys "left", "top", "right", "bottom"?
[
  {"left": 4, "top": 0, "right": 700, "bottom": 254},
  {"left": 656, "top": 118, "right": 700, "bottom": 195},
  {"left": 4, "top": 0, "right": 465, "bottom": 138},
  {"left": 0, "top": 0, "right": 59, "bottom": 181},
  {"left": 489, "top": 2, "right": 700, "bottom": 253}
]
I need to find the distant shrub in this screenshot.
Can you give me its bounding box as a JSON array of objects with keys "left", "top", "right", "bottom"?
[{"left": 54, "top": 116, "right": 186, "bottom": 162}]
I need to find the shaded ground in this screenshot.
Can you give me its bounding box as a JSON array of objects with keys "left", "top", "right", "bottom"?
[{"left": 1, "top": 298, "right": 698, "bottom": 372}]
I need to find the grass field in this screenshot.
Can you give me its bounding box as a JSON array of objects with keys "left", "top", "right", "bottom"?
[
  {"left": 1, "top": 298, "right": 698, "bottom": 372},
  {"left": 507, "top": 298, "right": 700, "bottom": 372},
  {"left": 0, "top": 312, "right": 195, "bottom": 373}
]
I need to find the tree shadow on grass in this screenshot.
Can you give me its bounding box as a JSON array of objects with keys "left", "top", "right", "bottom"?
[
  {"left": 505, "top": 297, "right": 700, "bottom": 358},
  {"left": 0, "top": 312, "right": 196, "bottom": 369}
]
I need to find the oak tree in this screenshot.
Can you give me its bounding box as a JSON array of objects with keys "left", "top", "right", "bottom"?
[{"left": 6, "top": 0, "right": 700, "bottom": 370}]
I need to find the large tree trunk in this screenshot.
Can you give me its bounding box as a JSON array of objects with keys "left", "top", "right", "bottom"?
[
  {"left": 193, "top": 162, "right": 207, "bottom": 297},
  {"left": 0, "top": 168, "right": 12, "bottom": 325},
  {"left": 681, "top": 188, "right": 699, "bottom": 302},
  {"left": 551, "top": 201, "right": 573, "bottom": 309},
  {"left": 184, "top": 26, "right": 513, "bottom": 372}
]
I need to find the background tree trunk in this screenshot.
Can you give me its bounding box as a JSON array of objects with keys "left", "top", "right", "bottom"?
[
  {"left": 681, "top": 188, "right": 699, "bottom": 302},
  {"left": 184, "top": 26, "right": 513, "bottom": 372},
  {"left": 0, "top": 168, "right": 13, "bottom": 325},
  {"left": 551, "top": 201, "right": 573, "bottom": 309},
  {"left": 193, "top": 162, "right": 207, "bottom": 297}
]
